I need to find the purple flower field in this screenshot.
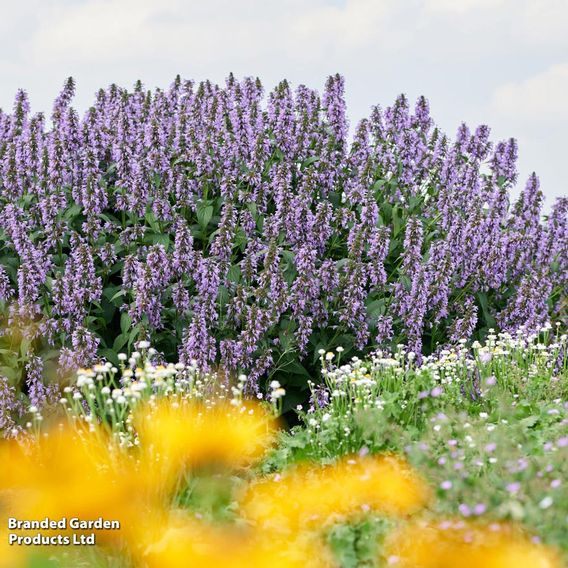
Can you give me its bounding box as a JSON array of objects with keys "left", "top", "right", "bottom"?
[{"left": 0, "top": 75, "right": 566, "bottom": 423}]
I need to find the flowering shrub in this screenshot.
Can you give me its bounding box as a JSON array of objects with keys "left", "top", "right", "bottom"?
[{"left": 0, "top": 75, "right": 567, "bottom": 415}]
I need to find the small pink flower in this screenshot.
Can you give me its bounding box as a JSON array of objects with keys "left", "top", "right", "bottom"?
[
  {"left": 473, "top": 503, "right": 487, "bottom": 515},
  {"left": 479, "top": 351, "right": 492, "bottom": 364},
  {"left": 506, "top": 482, "right": 521, "bottom": 494}
]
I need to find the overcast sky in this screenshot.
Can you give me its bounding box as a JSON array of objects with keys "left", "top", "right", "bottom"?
[{"left": 1, "top": 0, "right": 566, "bottom": 208}]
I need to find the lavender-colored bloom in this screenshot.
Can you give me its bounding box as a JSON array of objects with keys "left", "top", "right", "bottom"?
[
  {"left": 52, "top": 237, "right": 102, "bottom": 331},
  {"left": 172, "top": 281, "right": 190, "bottom": 315},
  {"left": 0, "top": 73, "right": 564, "bottom": 388},
  {"left": 246, "top": 349, "right": 274, "bottom": 393},
  {"left": 469, "top": 124, "right": 492, "bottom": 161},
  {"left": 449, "top": 296, "right": 478, "bottom": 342},
  {"left": 25, "top": 355, "right": 59, "bottom": 409},
  {"left": 289, "top": 246, "right": 322, "bottom": 353},
  {"left": 505, "top": 482, "right": 521, "bottom": 494},
  {"left": 401, "top": 217, "right": 423, "bottom": 274},
  {"left": 395, "top": 218, "right": 429, "bottom": 354},
  {"left": 375, "top": 315, "right": 394, "bottom": 346},
  {"left": 322, "top": 74, "right": 348, "bottom": 148},
  {"left": 59, "top": 327, "right": 100, "bottom": 375},
  {"left": 0, "top": 265, "right": 13, "bottom": 301},
  {"left": 0, "top": 375, "right": 24, "bottom": 434},
  {"left": 473, "top": 503, "right": 487, "bottom": 516},
  {"left": 491, "top": 138, "right": 518, "bottom": 184},
  {"left": 210, "top": 200, "right": 237, "bottom": 274},
  {"left": 367, "top": 226, "right": 389, "bottom": 287},
  {"left": 498, "top": 267, "right": 552, "bottom": 333},
  {"left": 430, "top": 386, "right": 443, "bottom": 398},
  {"left": 180, "top": 304, "right": 216, "bottom": 370},
  {"left": 310, "top": 384, "right": 330, "bottom": 409},
  {"left": 25, "top": 355, "right": 48, "bottom": 408},
  {"left": 458, "top": 504, "right": 471, "bottom": 517}
]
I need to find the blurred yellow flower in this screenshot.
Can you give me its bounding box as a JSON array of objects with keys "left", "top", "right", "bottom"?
[
  {"left": 136, "top": 513, "right": 330, "bottom": 568},
  {"left": 384, "top": 519, "right": 562, "bottom": 568},
  {"left": 0, "top": 538, "right": 26, "bottom": 568},
  {"left": 134, "top": 399, "right": 278, "bottom": 477},
  {"left": 240, "top": 454, "right": 430, "bottom": 531},
  {"left": 0, "top": 427, "right": 149, "bottom": 546}
]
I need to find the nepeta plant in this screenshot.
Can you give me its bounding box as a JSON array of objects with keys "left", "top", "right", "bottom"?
[{"left": 0, "top": 74, "right": 566, "bottom": 415}]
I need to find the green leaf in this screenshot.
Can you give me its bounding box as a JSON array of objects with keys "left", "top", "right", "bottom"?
[
  {"left": 393, "top": 205, "right": 402, "bottom": 237},
  {"left": 246, "top": 202, "right": 257, "bottom": 217},
  {"left": 145, "top": 210, "right": 160, "bottom": 232},
  {"left": 128, "top": 324, "right": 142, "bottom": 347},
  {"left": 366, "top": 299, "right": 385, "bottom": 319},
  {"left": 476, "top": 291, "right": 497, "bottom": 329},
  {"left": 372, "top": 179, "right": 387, "bottom": 192},
  {"left": 233, "top": 228, "right": 248, "bottom": 251},
  {"left": 408, "top": 195, "right": 422, "bottom": 211},
  {"left": 103, "top": 285, "right": 119, "bottom": 300},
  {"left": 146, "top": 232, "right": 170, "bottom": 248},
  {"left": 0, "top": 349, "right": 17, "bottom": 356},
  {"left": 120, "top": 312, "right": 132, "bottom": 334},
  {"left": 227, "top": 264, "right": 241, "bottom": 283},
  {"left": 109, "top": 289, "right": 127, "bottom": 304},
  {"left": 0, "top": 366, "right": 19, "bottom": 382},
  {"left": 100, "top": 298, "right": 116, "bottom": 324},
  {"left": 217, "top": 285, "right": 229, "bottom": 306},
  {"left": 19, "top": 337, "right": 32, "bottom": 358},
  {"left": 281, "top": 250, "right": 295, "bottom": 267},
  {"left": 63, "top": 203, "right": 82, "bottom": 221},
  {"left": 301, "top": 156, "right": 319, "bottom": 169},
  {"left": 281, "top": 359, "right": 311, "bottom": 379},
  {"left": 520, "top": 415, "right": 539, "bottom": 429},
  {"left": 197, "top": 205, "right": 214, "bottom": 228},
  {"left": 113, "top": 334, "right": 128, "bottom": 352},
  {"left": 151, "top": 172, "right": 162, "bottom": 189},
  {"left": 284, "top": 434, "right": 308, "bottom": 449},
  {"left": 42, "top": 349, "right": 61, "bottom": 361}
]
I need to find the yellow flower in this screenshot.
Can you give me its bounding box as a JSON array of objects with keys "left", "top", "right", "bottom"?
[
  {"left": 134, "top": 399, "right": 278, "bottom": 476},
  {"left": 240, "top": 454, "right": 430, "bottom": 531},
  {"left": 135, "top": 513, "right": 330, "bottom": 568},
  {"left": 384, "top": 519, "right": 561, "bottom": 568},
  {"left": 0, "top": 539, "right": 26, "bottom": 568},
  {"left": 0, "top": 427, "right": 150, "bottom": 546}
]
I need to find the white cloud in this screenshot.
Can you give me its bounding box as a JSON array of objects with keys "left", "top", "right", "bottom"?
[
  {"left": 292, "top": 0, "right": 401, "bottom": 51},
  {"left": 27, "top": 0, "right": 208, "bottom": 62},
  {"left": 23, "top": 0, "right": 407, "bottom": 70},
  {"left": 0, "top": 0, "right": 566, "bottom": 204},
  {"left": 515, "top": 0, "right": 568, "bottom": 47},
  {"left": 491, "top": 64, "right": 568, "bottom": 123},
  {"left": 425, "top": 0, "right": 506, "bottom": 14}
]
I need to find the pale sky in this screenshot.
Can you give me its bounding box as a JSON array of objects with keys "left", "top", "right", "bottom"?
[{"left": 1, "top": 0, "right": 567, "bottom": 208}]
